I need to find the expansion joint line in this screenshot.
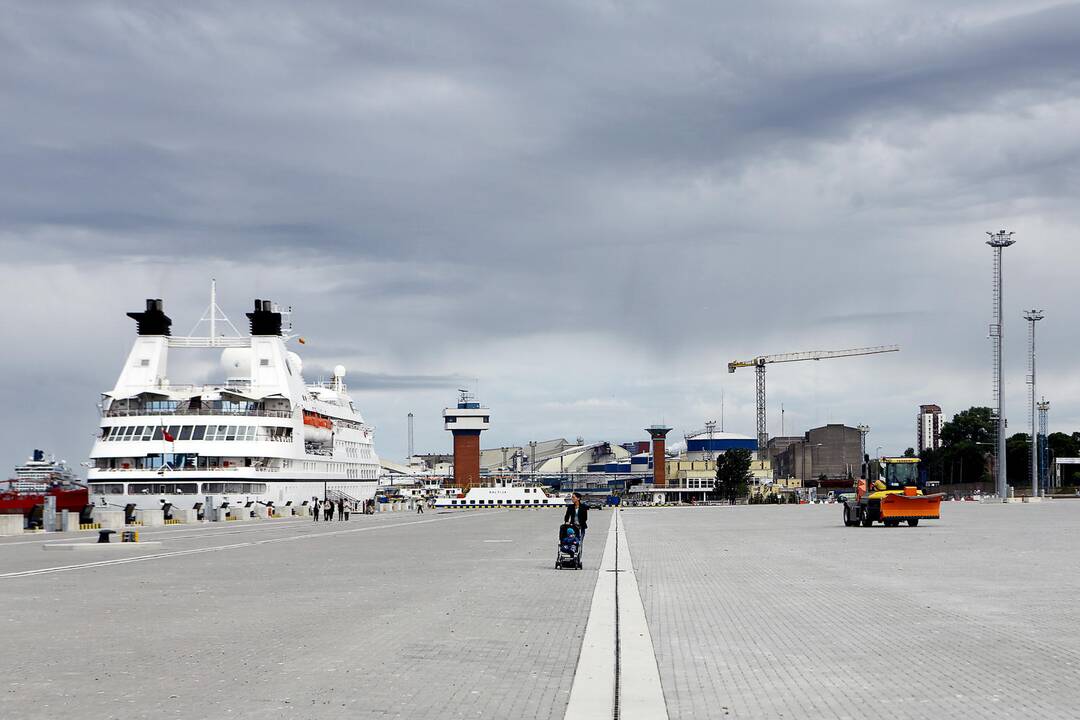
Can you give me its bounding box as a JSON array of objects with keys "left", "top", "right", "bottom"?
[{"left": 613, "top": 510, "right": 621, "bottom": 720}]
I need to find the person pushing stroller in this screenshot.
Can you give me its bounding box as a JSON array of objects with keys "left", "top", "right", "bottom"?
[
  {"left": 555, "top": 493, "right": 589, "bottom": 570},
  {"left": 563, "top": 492, "right": 588, "bottom": 540}
]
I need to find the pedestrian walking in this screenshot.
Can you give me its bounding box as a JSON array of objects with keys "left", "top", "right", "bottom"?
[
  {"left": 416, "top": 498, "right": 425, "bottom": 514},
  {"left": 312, "top": 497, "right": 319, "bottom": 522},
  {"left": 324, "top": 499, "right": 334, "bottom": 522},
  {"left": 337, "top": 499, "right": 345, "bottom": 521}
]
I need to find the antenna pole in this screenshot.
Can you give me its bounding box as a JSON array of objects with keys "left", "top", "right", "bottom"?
[
  {"left": 407, "top": 412, "right": 415, "bottom": 459},
  {"left": 210, "top": 279, "right": 216, "bottom": 345}
]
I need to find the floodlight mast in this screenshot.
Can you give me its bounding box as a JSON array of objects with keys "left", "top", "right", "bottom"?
[
  {"left": 1024, "top": 309, "right": 1044, "bottom": 497},
  {"left": 986, "top": 230, "right": 1015, "bottom": 500},
  {"left": 1037, "top": 398, "right": 1050, "bottom": 492}
]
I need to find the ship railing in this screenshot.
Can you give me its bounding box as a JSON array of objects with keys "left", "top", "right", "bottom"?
[
  {"left": 103, "top": 408, "right": 294, "bottom": 419},
  {"left": 92, "top": 465, "right": 281, "bottom": 473}
]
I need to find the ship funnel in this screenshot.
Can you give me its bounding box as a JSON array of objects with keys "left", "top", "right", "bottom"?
[
  {"left": 126, "top": 298, "right": 172, "bottom": 336},
  {"left": 247, "top": 298, "right": 283, "bottom": 336}
]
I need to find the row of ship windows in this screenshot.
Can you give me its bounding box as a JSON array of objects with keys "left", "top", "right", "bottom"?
[
  {"left": 341, "top": 441, "right": 375, "bottom": 460},
  {"left": 450, "top": 499, "right": 550, "bottom": 505},
  {"left": 294, "top": 460, "right": 376, "bottom": 479},
  {"left": 101, "top": 425, "right": 291, "bottom": 442},
  {"left": 91, "top": 483, "right": 269, "bottom": 495}
]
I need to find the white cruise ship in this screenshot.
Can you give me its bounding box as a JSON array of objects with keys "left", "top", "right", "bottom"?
[
  {"left": 11, "top": 449, "right": 80, "bottom": 493},
  {"left": 87, "top": 289, "right": 380, "bottom": 511}
]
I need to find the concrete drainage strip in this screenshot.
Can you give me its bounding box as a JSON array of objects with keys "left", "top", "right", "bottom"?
[{"left": 565, "top": 510, "right": 667, "bottom": 720}]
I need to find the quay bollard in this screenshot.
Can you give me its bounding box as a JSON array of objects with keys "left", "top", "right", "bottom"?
[
  {"left": 134, "top": 509, "right": 165, "bottom": 527},
  {"left": 90, "top": 508, "right": 125, "bottom": 530},
  {"left": 61, "top": 510, "right": 80, "bottom": 532},
  {"left": 0, "top": 514, "right": 25, "bottom": 536}
]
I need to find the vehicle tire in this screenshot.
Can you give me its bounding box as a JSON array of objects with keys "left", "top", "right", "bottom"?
[
  {"left": 907, "top": 519, "right": 919, "bottom": 527},
  {"left": 843, "top": 506, "right": 853, "bottom": 527}
]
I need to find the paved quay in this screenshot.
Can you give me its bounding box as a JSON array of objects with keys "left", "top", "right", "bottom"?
[
  {"left": 3, "top": 502, "right": 1080, "bottom": 719},
  {"left": 0, "top": 509, "right": 610, "bottom": 720},
  {"left": 624, "top": 501, "right": 1080, "bottom": 719}
]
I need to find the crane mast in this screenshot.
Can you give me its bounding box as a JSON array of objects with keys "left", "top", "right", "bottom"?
[{"left": 727, "top": 345, "right": 900, "bottom": 456}]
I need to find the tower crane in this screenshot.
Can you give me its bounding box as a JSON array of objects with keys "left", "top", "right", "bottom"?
[{"left": 728, "top": 345, "right": 900, "bottom": 456}]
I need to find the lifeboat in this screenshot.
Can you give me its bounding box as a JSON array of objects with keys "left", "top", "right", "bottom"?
[{"left": 303, "top": 411, "right": 334, "bottom": 442}]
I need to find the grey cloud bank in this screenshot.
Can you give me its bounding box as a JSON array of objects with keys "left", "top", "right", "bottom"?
[{"left": 0, "top": 1, "right": 1078, "bottom": 466}]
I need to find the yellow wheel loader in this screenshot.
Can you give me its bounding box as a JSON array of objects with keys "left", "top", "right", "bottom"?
[{"left": 842, "top": 457, "right": 942, "bottom": 527}]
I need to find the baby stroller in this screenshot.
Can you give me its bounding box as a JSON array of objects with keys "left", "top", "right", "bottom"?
[{"left": 555, "top": 523, "right": 583, "bottom": 570}]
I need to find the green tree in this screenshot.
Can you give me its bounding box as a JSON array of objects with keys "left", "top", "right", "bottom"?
[
  {"left": 919, "top": 445, "right": 945, "bottom": 486},
  {"left": 1005, "top": 433, "right": 1031, "bottom": 487},
  {"left": 903, "top": 447, "right": 916, "bottom": 458},
  {"left": 715, "top": 449, "right": 752, "bottom": 505},
  {"left": 936, "top": 407, "right": 995, "bottom": 485},
  {"left": 940, "top": 407, "right": 995, "bottom": 447},
  {"left": 1047, "top": 432, "right": 1079, "bottom": 459},
  {"left": 1047, "top": 432, "right": 1080, "bottom": 485}
]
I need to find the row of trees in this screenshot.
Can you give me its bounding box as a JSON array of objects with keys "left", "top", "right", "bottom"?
[{"left": 917, "top": 406, "right": 1080, "bottom": 486}]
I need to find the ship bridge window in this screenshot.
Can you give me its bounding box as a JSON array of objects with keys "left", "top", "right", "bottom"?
[
  {"left": 90, "top": 483, "right": 125, "bottom": 494},
  {"left": 145, "top": 400, "right": 179, "bottom": 413},
  {"left": 178, "top": 425, "right": 193, "bottom": 441},
  {"left": 192, "top": 425, "right": 206, "bottom": 440},
  {"left": 127, "top": 483, "right": 198, "bottom": 495}
]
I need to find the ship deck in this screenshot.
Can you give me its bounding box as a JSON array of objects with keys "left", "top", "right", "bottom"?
[{"left": 2, "top": 502, "right": 1079, "bottom": 718}]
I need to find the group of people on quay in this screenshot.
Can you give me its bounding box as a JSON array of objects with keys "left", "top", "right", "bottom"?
[{"left": 310, "top": 497, "right": 378, "bottom": 522}]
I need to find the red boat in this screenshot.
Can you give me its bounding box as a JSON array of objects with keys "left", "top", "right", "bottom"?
[
  {"left": 0, "top": 450, "right": 89, "bottom": 517},
  {"left": 0, "top": 481, "right": 89, "bottom": 515}
]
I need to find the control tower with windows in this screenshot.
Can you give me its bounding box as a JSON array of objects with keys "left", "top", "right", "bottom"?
[{"left": 444, "top": 391, "right": 490, "bottom": 490}]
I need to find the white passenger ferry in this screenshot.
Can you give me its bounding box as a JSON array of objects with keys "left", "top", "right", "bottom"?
[
  {"left": 87, "top": 286, "right": 380, "bottom": 511},
  {"left": 433, "top": 479, "right": 568, "bottom": 509}
]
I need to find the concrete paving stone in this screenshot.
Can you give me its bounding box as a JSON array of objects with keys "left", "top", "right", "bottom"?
[
  {"left": 0, "top": 509, "right": 609, "bottom": 720},
  {"left": 622, "top": 502, "right": 1080, "bottom": 720}
]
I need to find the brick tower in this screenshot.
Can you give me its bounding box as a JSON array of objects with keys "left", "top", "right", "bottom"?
[
  {"left": 444, "top": 391, "right": 490, "bottom": 490},
  {"left": 647, "top": 425, "right": 672, "bottom": 487}
]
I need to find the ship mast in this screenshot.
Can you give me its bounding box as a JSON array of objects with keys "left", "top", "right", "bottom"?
[{"left": 184, "top": 279, "right": 243, "bottom": 346}]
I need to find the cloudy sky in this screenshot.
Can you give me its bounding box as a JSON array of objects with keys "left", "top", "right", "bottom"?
[{"left": 2, "top": 1, "right": 1078, "bottom": 470}]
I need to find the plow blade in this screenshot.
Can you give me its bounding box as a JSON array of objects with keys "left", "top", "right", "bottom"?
[{"left": 880, "top": 493, "right": 943, "bottom": 520}]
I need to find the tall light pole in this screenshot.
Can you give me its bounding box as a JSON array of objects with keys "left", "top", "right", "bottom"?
[
  {"left": 1024, "top": 309, "right": 1044, "bottom": 496},
  {"left": 1037, "top": 397, "right": 1050, "bottom": 492},
  {"left": 987, "top": 230, "right": 1016, "bottom": 499}
]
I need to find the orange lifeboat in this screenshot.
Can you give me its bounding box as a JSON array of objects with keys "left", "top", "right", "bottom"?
[
  {"left": 302, "top": 411, "right": 334, "bottom": 443},
  {"left": 303, "top": 412, "right": 333, "bottom": 430}
]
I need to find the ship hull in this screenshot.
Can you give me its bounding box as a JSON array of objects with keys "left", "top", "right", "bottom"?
[
  {"left": 88, "top": 478, "right": 379, "bottom": 511},
  {"left": 0, "top": 487, "right": 89, "bottom": 515}
]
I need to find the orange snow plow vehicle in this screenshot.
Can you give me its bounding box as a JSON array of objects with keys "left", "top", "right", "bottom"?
[{"left": 842, "top": 457, "right": 943, "bottom": 527}]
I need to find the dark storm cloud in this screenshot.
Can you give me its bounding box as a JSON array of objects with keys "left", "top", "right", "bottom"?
[{"left": 1, "top": 1, "right": 1079, "bottom": 465}]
